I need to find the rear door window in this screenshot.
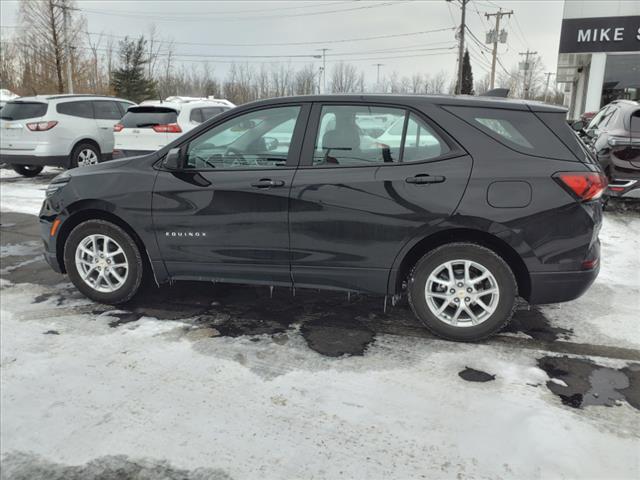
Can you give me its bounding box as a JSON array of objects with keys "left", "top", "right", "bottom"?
[
  {"left": 190, "top": 109, "right": 203, "bottom": 123},
  {"left": 445, "top": 106, "right": 574, "bottom": 160},
  {"left": 313, "top": 105, "right": 405, "bottom": 166},
  {"left": 56, "top": 101, "right": 94, "bottom": 119},
  {"left": 120, "top": 107, "right": 178, "bottom": 128},
  {"left": 201, "top": 107, "right": 228, "bottom": 122},
  {"left": 93, "top": 100, "right": 123, "bottom": 120},
  {"left": 1, "top": 102, "right": 48, "bottom": 120}
]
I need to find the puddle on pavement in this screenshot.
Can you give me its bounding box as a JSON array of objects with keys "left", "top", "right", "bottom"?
[
  {"left": 503, "top": 307, "right": 573, "bottom": 342},
  {"left": 537, "top": 356, "right": 639, "bottom": 411},
  {"left": 101, "top": 282, "right": 392, "bottom": 357},
  {"left": 458, "top": 367, "right": 496, "bottom": 382},
  {"left": 300, "top": 314, "right": 375, "bottom": 357}
]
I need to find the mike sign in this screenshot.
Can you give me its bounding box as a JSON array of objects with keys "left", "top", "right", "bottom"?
[{"left": 559, "top": 16, "right": 640, "bottom": 53}]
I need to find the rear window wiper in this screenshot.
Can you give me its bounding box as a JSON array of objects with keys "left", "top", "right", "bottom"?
[{"left": 0, "top": 116, "right": 13, "bottom": 120}]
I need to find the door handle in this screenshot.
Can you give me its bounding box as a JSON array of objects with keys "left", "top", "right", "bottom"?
[
  {"left": 100, "top": 127, "right": 111, "bottom": 130},
  {"left": 405, "top": 174, "right": 446, "bottom": 184},
  {"left": 251, "top": 178, "right": 285, "bottom": 188}
]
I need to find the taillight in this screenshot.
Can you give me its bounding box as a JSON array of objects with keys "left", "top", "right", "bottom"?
[
  {"left": 113, "top": 123, "right": 124, "bottom": 132},
  {"left": 26, "top": 121, "right": 58, "bottom": 131},
  {"left": 553, "top": 172, "right": 607, "bottom": 201},
  {"left": 152, "top": 123, "right": 182, "bottom": 133}
]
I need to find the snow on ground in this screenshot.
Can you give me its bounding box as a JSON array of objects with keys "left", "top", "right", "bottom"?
[
  {"left": 0, "top": 283, "right": 637, "bottom": 479},
  {"left": 1, "top": 169, "right": 639, "bottom": 479},
  {"left": 0, "top": 167, "right": 60, "bottom": 215}
]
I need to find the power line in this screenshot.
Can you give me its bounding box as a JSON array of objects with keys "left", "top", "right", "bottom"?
[
  {"left": 0, "top": 24, "right": 456, "bottom": 48},
  {"left": 76, "top": 1, "right": 357, "bottom": 17},
  {"left": 77, "top": 1, "right": 407, "bottom": 23}
]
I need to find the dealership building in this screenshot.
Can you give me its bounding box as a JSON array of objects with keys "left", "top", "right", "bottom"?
[{"left": 556, "top": 1, "right": 640, "bottom": 119}]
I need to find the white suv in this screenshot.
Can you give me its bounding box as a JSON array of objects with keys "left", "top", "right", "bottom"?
[
  {"left": 0, "top": 94, "right": 134, "bottom": 177},
  {"left": 113, "top": 97, "right": 235, "bottom": 158}
]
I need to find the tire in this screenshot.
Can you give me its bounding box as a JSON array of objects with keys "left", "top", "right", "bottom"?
[
  {"left": 69, "top": 142, "right": 101, "bottom": 169},
  {"left": 408, "top": 243, "right": 517, "bottom": 342},
  {"left": 12, "top": 164, "right": 43, "bottom": 177},
  {"left": 63, "top": 220, "right": 144, "bottom": 305}
]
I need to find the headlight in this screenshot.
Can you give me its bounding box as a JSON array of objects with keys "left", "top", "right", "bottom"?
[{"left": 46, "top": 177, "right": 70, "bottom": 197}]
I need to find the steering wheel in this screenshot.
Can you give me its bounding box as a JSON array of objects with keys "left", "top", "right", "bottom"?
[
  {"left": 224, "top": 147, "right": 246, "bottom": 167},
  {"left": 190, "top": 154, "right": 217, "bottom": 169}
]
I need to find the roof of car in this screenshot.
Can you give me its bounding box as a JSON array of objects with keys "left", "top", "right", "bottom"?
[
  {"left": 241, "top": 94, "right": 568, "bottom": 113},
  {"left": 137, "top": 99, "right": 234, "bottom": 111},
  {"left": 9, "top": 94, "right": 134, "bottom": 103}
]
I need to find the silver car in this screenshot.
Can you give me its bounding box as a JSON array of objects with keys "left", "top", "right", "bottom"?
[{"left": 0, "top": 94, "right": 134, "bottom": 177}]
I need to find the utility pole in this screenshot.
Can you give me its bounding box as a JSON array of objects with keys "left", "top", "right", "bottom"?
[
  {"left": 448, "top": 0, "right": 469, "bottom": 95},
  {"left": 58, "top": 1, "right": 74, "bottom": 93},
  {"left": 484, "top": 8, "right": 512, "bottom": 90},
  {"left": 543, "top": 71, "right": 555, "bottom": 102},
  {"left": 519, "top": 50, "right": 537, "bottom": 99},
  {"left": 373, "top": 63, "right": 383, "bottom": 91},
  {"left": 317, "top": 48, "right": 330, "bottom": 94}
]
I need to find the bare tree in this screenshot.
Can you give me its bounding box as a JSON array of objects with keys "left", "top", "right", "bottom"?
[
  {"left": 294, "top": 64, "right": 317, "bottom": 95},
  {"left": 17, "top": 0, "right": 84, "bottom": 94},
  {"left": 330, "top": 62, "right": 360, "bottom": 93}
]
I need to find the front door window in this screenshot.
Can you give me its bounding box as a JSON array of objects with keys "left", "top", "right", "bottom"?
[{"left": 185, "top": 106, "right": 301, "bottom": 170}]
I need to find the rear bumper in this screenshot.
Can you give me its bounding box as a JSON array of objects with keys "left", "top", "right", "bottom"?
[
  {"left": 528, "top": 266, "right": 599, "bottom": 304},
  {"left": 0, "top": 153, "right": 67, "bottom": 167}
]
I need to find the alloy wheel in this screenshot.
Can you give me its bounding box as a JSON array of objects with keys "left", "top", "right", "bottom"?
[
  {"left": 77, "top": 149, "right": 99, "bottom": 166},
  {"left": 424, "top": 259, "right": 500, "bottom": 327},
  {"left": 75, "top": 234, "right": 129, "bottom": 293}
]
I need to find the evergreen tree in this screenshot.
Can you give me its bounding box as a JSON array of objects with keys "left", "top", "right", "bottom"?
[
  {"left": 111, "top": 37, "right": 156, "bottom": 103},
  {"left": 458, "top": 49, "right": 474, "bottom": 95}
]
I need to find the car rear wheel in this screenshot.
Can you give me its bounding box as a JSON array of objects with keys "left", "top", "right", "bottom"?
[
  {"left": 408, "top": 243, "right": 516, "bottom": 342},
  {"left": 12, "top": 164, "right": 44, "bottom": 177},
  {"left": 69, "top": 142, "right": 101, "bottom": 169},
  {"left": 64, "top": 220, "right": 143, "bottom": 304}
]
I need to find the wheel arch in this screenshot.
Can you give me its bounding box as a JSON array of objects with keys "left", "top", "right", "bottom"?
[
  {"left": 388, "top": 228, "right": 531, "bottom": 301},
  {"left": 56, "top": 204, "right": 158, "bottom": 284}
]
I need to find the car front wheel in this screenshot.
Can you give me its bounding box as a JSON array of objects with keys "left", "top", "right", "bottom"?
[
  {"left": 408, "top": 243, "right": 516, "bottom": 341},
  {"left": 64, "top": 220, "right": 143, "bottom": 304}
]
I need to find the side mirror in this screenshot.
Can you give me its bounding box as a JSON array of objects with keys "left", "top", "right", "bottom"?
[
  {"left": 263, "top": 136, "right": 279, "bottom": 151},
  {"left": 571, "top": 120, "right": 584, "bottom": 131},
  {"left": 163, "top": 148, "right": 182, "bottom": 170}
]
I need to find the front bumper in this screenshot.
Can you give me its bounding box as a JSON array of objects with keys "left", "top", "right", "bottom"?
[{"left": 0, "top": 153, "right": 68, "bottom": 168}]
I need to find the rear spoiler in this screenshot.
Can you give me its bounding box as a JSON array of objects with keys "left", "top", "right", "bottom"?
[{"left": 481, "top": 88, "right": 510, "bottom": 98}]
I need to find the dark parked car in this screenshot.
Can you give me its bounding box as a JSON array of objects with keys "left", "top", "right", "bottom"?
[
  {"left": 584, "top": 100, "right": 639, "bottom": 199},
  {"left": 39, "top": 95, "right": 605, "bottom": 342}
]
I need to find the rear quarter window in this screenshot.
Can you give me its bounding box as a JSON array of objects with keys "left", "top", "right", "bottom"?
[
  {"left": 120, "top": 107, "right": 178, "bottom": 128},
  {"left": 444, "top": 106, "right": 575, "bottom": 161},
  {"left": 56, "top": 101, "right": 94, "bottom": 119},
  {"left": 1, "top": 102, "right": 48, "bottom": 120}
]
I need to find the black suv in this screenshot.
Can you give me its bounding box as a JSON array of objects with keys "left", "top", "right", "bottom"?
[
  {"left": 579, "top": 100, "right": 640, "bottom": 199},
  {"left": 40, "top": 95, "right": 605, "bottom": 341}
]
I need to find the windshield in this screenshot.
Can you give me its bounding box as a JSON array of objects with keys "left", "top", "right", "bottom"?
[
  {"left": 120, "top": 107, "right": 178, "bottom": 128},
  {"left": 0, "top": 101, "right": 48, "bottom": 120}
]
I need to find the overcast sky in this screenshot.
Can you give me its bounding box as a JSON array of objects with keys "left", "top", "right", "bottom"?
[{"left": 0, "top": 0, "right": 566, "bottom": 85}]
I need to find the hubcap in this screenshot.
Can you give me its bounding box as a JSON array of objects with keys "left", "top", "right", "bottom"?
[
  {"left": 424, "top": 259, "right": 499, "bottom": 327},
  {"left": 77, "top": 149, "right": 98, "bottom": 166},
  {"left": 75, "top": 234, "right": 128, "bottom": 293}
]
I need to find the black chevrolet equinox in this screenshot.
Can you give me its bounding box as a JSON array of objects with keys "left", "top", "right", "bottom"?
[{"left": 40, "top": 95, "right": 605, "bottom": 341}]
